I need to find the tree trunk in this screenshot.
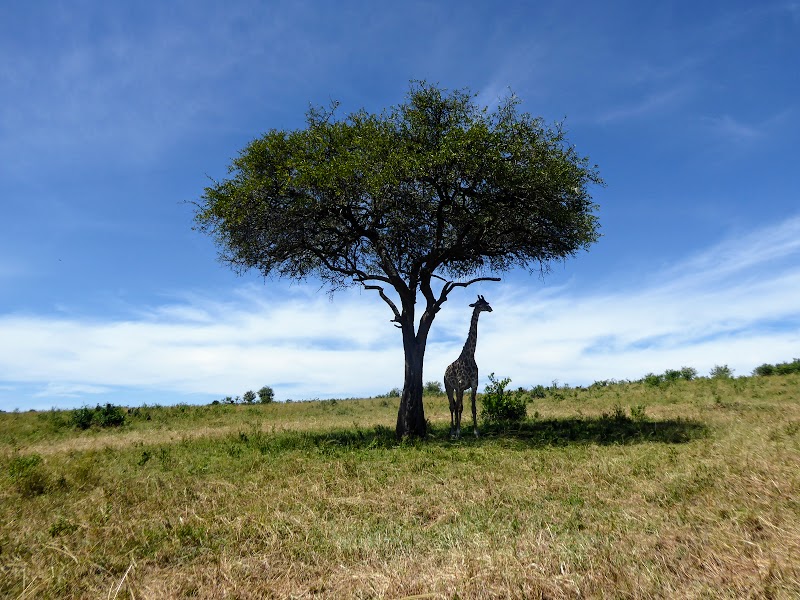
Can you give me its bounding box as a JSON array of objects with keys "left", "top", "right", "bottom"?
[{"left": 395, "top": 337, "right": 427, "bottom": 438}]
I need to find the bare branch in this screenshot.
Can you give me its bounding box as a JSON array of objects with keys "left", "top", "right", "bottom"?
[
  {"left": 362, "top": 283, "right": 402, "bottom": 323},
  {"left": 442, "top": 276, "right": 502, "bottom": 294},
  {"left": 438, "top": 276, "right": 502, "bottom": 310}
]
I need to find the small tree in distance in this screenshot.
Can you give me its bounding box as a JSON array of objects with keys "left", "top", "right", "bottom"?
[
  {"left": 258, "top": 386, "right": 275, "bottom": 404},
  {"left": 710, "top": 365, "right": 734, "bottom": 379},
  {"left": 194, "top": 81, "right": 602, "bottom": 438},
  {"left": 242, "top": 390, "right": 257, "bottom": 404},
  {"left": 423, "top": 381, "right": 444, "bottom": 395}
]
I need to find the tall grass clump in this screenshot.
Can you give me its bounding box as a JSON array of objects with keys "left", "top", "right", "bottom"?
[{"left": 8, "top": 453, "right": 49, "bottom": 497}]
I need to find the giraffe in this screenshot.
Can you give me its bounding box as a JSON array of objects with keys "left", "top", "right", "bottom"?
[{"left": 444, "top": 295, "right": 493, "bottom": 438}]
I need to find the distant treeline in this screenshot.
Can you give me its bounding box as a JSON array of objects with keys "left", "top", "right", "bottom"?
[{"left": 752, "top": 358, "right": 800, "bottom": 377}]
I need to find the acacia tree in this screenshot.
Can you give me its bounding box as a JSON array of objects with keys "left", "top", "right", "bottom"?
[{"left": 194, "top": 82, "right": 602, "bottom": 438}]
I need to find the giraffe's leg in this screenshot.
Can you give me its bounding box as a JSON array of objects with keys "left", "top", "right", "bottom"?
[
  {"left": 455, "top": 389, "right": 464, "bottom": 439},
  {"left": 445, "top": 379, "right": 456, "bottom": 437},
  {"left": 470, "top": 385, "right": 479, "bottom": 438}
]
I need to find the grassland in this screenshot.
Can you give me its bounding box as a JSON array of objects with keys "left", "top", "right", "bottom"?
[{"left": 1, "top": 375, "right": 799, "bottom": 599}]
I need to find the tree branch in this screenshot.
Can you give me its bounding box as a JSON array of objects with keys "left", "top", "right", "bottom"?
[
  {"left": 362, "top": 283, "right": 403, "bottom": 326},
  {"left": 443, "top": 276, "right": 502, "bottom": 292},
  {"left": 438, "top": 276, "right": 502, "bottom": 309}
]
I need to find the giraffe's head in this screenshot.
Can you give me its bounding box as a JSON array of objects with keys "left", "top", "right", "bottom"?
[{"left": 469, "top": 295, "right": 493, "bottom": 313}]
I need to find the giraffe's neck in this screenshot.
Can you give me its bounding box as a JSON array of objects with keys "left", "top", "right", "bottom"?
[{"left": 459, "top": 309, "right": 481, "bottom": 359}]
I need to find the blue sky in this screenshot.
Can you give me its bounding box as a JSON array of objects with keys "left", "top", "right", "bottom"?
[{"left": 1, "top": 0, "right": 799, "bottom": 410}]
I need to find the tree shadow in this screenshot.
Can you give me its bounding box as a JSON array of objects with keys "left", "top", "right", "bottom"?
[
  {"left": 469, "top": 415, "right": 709, "bottom": 447},
  {"left": 233, "top": 414, "right": 708, "bottom": 456}
]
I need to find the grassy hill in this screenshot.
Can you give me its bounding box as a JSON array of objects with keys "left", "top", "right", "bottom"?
[{"left": 1, "top": 374, "right": 799, "bottom": 598}]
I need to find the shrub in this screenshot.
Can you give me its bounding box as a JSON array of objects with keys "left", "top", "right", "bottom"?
[
  {"left": 9, "top": 454, "right": 49, "bottom": 497},
  {"left": 753, "top": 359, "right": 800, "bottom": 376},
  {"left": 70, "top": 406, "right": 95, "bottom": 430},
  {"left": 680, "top": 366, "right": 698, "bottom": 381},
  {"left": 70, "top": 404, "right": 126, "bottom": 429},
  {"left": 481, "top": 373, "right": 527, "bottom": 424},
  {"left": 423, "top": 381, "right": 443, "bottom": 395},
  {"left": 530, "top": 384, "right": 547, "bottom": 399},
  {"left": 258, "top": 386, "right": 275, "bottom": 403},
  {"left": 775, "top": 358, "right": 800, "bottom": 375},
  {"left": 94, "top": 403, "right": 126, "bottom": 427},
  {"left": 753, "top": 363, "right": 775, "bottom": 376},
  {"left": 242, "top": 390, "right": 257, "bottom": 404},
  {"left": 602, "top": 404, "right": 629, "bottom": 422},
  {"left": 49, "top": 516, "right": 79, "bottom": 537},
  {"left": 590, "top": 379, "right": 616, "bottom": 388},
  {"left": 643, "top": 373, "right": 663, "bottom": 387},
  {"left": 630, "top": 404, "right": 647, "bottom": 421},
  {"left": 45, "top": 408, "right": 70, "bottom": 431},
  {"left": 710, "top": 365, "right": 734, "bottom": 379}
]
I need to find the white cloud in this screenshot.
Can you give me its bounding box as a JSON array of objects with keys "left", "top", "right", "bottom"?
[
  {"left": 597, "top": 86, "right": 689, "bottom": 123},
  {"left": 34, "top": 383, "right": 112, "bottom": 398},
  {"left": 1, "top": 215, "right": 799, "bottom": 409},
  {"left": 473, "top": 215, "right": 800, "bottom": 386},
  {"left": 0, "top": 3, "right": 327, "bottom": 174},
  {"left": 701, "top": 110, "right": 795, "bottom": 148}
]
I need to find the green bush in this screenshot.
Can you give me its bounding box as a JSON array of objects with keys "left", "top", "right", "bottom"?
[
  {"left": 530, "top": 384, "right": 547, "bottom": 399},
  {"left": 9, "top": 454, "right": 49, "bottom": 497},
  {"left": 643, "top": 373, "right": 663, "bottom": 387},
  {"left": 710, "top": 365, "right": 734, "bottom": 379},
  {"left": 94, "top": 403, "right": 126, "bottom": 427},
  {"left": 775, "top": 358, "right": 800, "bottom": 375},
  {"left": 243, "top": 390, "right": 257, "bottom": 404},
  {"left": 753, "top": 363, "right": 776, "bottom": 376},
  {"left": 70, "top": 406, "right": 95, "bottom": 429},
  {"left": 423, "top": 381, "right": 443, "bottom": 395},
  {"left": 49, "top": 516, "right": 79, "bottom": 537},
  {"left": 70, "top": 404, "right": 126, "bottom": 429},
  {"left": 643, "top": 367, "right": 697, "bottom": 387},
  {"left": 481, "top": 373, "right": 527, "bottom": 424},
  {"left": 754, "top": 358, "right": 800, "bottom": 376},
  {"left": 630, "top": 404, "right": 647, "bottom": 421}
]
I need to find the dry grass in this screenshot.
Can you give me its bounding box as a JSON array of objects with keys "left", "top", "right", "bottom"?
[{"left": 1, "top": 375, "right": 799, "bottom": 598}]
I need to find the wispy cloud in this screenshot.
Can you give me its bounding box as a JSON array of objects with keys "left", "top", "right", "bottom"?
[
  {"left": 596, "top": 86, "right": 689, "bottom": 124},
  {"left": 0, "top": 3, "right": 331, "bottom": 175},
  {"left": 1, "top": 215, "right": 799, "bottom": 410},
  {"left": 701, "top": 110, "right": 795, "bottom": 148},
  {"left": 476, "top": 215, "right": 800, "bottom": 386},
  {"left": 34, "top": 383, "right": 113, "bottom": 398}
]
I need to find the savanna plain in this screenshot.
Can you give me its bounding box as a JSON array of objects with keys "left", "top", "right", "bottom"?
[{"left": 1, "top": 373, "right": 799, "bottom": 599}]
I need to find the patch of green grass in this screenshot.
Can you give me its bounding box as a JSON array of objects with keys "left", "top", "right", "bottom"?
[{"left": 0, "top": 375, "right": 798, "bottom": 598}]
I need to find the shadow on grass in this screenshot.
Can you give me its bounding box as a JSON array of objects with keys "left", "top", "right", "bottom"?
[
  {"left": 475, "top": 415, "right": 709, "bottom": 447},
  {"left": 231, "top": 414, "right": 709, "bottom": 456}
]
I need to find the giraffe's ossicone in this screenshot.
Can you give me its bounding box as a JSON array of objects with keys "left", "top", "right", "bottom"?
[{"left": 444, "top": 295, "right": 492, "bottom": 438}]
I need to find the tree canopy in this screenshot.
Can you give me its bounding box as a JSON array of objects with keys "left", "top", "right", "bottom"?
[{"left": 194, "top": 81, "right": 602, "bottom": 437}]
